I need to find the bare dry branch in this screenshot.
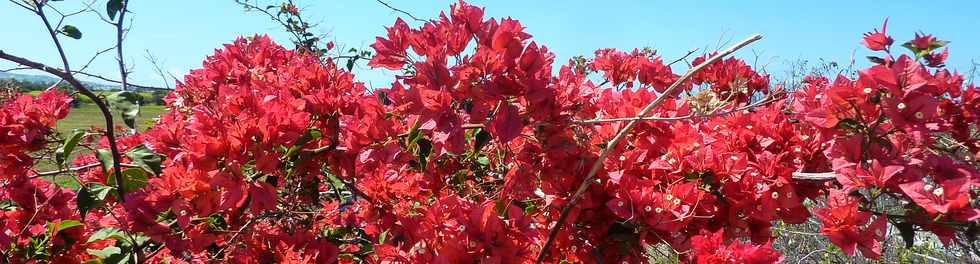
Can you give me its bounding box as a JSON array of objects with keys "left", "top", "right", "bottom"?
[{"left": 375, "top": 0, "right": 428, "bottom": 22}]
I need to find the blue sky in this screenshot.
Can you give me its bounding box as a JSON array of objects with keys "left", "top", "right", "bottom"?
[{"left": 2, "top": 0, "right": 978, "bottom": 89}]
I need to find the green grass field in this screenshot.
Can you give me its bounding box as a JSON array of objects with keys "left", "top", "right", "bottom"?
[{"left": 56, "top": 104, "right": 167, "bottom": 134}]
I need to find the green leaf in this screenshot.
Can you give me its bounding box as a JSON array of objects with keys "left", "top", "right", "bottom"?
[
  {"left": 866, "top": 56, "right": 885, "bottom": 64},
  {"left": 346, "top": 58, "right": 356, "bottom": 71},
  {"left": 124, "top": 144, "right": 163, "bottom": 175},
  {"left": 106, "top": 0, "right": 124, "bottom": 20},
  {"left": 0, "top": 199, "right": 16, "bottom": 211},
  {"left": 106, "top": 91, "right": 141, "bottom": 129},
  {"left": 56, "top": 129, "right": 85, "bottom": 166},
  {"left": 55, "top": 220, "right": 83, "bottom": 233},
  {"left": 414, "top": 138, "right": 432, "bottom": 171},
  {"left": 473, "top": 129, "right": 491, "bottom": 152},
  {"left": 378, "top": 229, "right": 389, "bottom": 244},
  {"left": 896, "top": 221, "right": 916, "bottom": 248},
  {"left": 87, "top": 228, "right": 127, "bottom": 243},
  {"left": 928, "top": 39, "right": 949, "bottom": 50},
  {"left": 107, "top": 168, "right": 148, "bottom": 193},
  {"left": 78, "top": 183, "right": 113, "bottom": 218},
  {"left": 87, "top": 246, "right": 121, "bottom": 258},
  {"left": 901, "top": 42, "right": 920, "bottom": 55},
  {"left": 102, "top": 251, "right": 131, "bottom": 264},
  {"left": 59, "top": 25, "right": 82, "bottom": 39},
  {"left": 95, "top": 149, "right": 114, "bottom": 175}
]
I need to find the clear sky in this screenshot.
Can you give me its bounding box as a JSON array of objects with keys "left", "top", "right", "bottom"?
[{"left": 2, "top": 0, "right": 978, "bottom": 89}]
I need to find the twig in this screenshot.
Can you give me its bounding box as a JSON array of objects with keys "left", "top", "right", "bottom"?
[
  {"left": 144, "top": 50, "right": 173, "bottom": 89},
  {"left": 114, "top": 0, "right": 129, "bottom": 92},
  {"left": 666, "top": 48, "right": 699, "bottom": 67},
  {"left": 576, "top": 91, "right": 780, "bottom": 124},
  {"left": 791, "top": 172, "right": 836, "bottom": 181},
  {"left": 535, "top": 34, "right": 763, "bottom": 263},
  {"left": 216, "top": 218, "right": 257, "bottom": 258},
  {"left": 374, "top": 0, "right": 428, "bottom": 22},
  {"left": 31, "top": 163, "right": 141, "bottom": 178},
  {"left": 71, "top": 71, "right": 171, "bottom": 90}
]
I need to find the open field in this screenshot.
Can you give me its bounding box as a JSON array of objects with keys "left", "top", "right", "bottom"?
[{"left": 55, "top": 103, "right": 167, "bottom": 134}]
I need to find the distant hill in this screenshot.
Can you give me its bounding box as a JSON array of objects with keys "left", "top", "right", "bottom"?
[{"left": 0, "top": 72, "right": 119, "bottom": 90}]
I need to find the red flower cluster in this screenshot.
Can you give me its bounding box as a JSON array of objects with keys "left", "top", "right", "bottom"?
[{"left": 0, "top": 91, "right": 90, "bottom": 262}]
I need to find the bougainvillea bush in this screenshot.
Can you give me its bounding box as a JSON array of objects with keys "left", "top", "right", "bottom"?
[{"left": 2, "top": 1, "right": 979, "bottom": 263}]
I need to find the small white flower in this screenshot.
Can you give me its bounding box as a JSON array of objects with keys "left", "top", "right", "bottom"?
[
  {"left": 897, "top": 103, "right": 907, "bottom": 109},
  {"left": 771, "top": 192, "right": 780, "bottom": 199},
  {"left": 924, "top": 184, "right": 934, "bottom": 192},
  {"left": 794, "top": 147, "right": 802, "bottom": 153},
  {"left": 801, "top": 135, "right": 810, "bottom": 140},
  {"left": 644, "top": 205, "right": 653, "bottom": 212},
  {"left": 730, "top": 155, "right": 739, "bottom": 161},
  {"left": 933, "top": 187, "right": 944, "bottom": 197},
  {"left": 619, "top": 156, "right": 626, "bottom": 161},
  {"left": 746, "top": 125, "right": 753, "bottom": 129},
  {"left": 914, "top": 112, "right": 924, "bottom": 119},
  {"left": 672, "top": 199, "right": 681, "bottom": 205},
  {"left": 655, "top": 207, "right": 663, "bottom": 213},
  {"left": 815, "top": 94, "right": 823, "bottom": 99},
  {"left": 665, "top": 194, "right": 673, "bottom": 200},
  {"left": 863, "top": 87, "right": 873, "bottom": 94},
  {"left": 617, "top": 201, "right": 625, "bottom": 207}
]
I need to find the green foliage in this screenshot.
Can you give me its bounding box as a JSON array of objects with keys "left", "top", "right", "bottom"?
[
  {"left": 106, "top": 91, "right": 141, "bottom": 129},
  {"left": 58, "top": 25, "right": 82, "bottom": 39}
]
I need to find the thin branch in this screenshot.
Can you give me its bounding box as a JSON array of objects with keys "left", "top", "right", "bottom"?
[
  {"left": 666, "top": 48, "right": 699, "bottom": 67},
  {"left": 0, "top": 67, "right": 34, "bottom": 72},
  {"left": 576, "top": 91, "right": 781, "bottom": 124},
  {"left": 216, "top": 217, "right": 258, "bottom": 258},
  {"left": 32, "top": 163, "right": 141, "bottom": 178},
  {"left": 143, "top": 50, "right": 173, "bottom": 89},
  {"left": 114, "top": 0, "right": 129, "bottom": 91},
  {"left": 71, "top": 71, "right": 172, "bottom": 90},
  {"left": 79, "top": 46, "right": 117, "bottom": 73},
  {"left": 535, "top": 34, "right": 764, "bottom": 263},
  {"left": 791, "top": 172, "right": 836, "bottom": 181},
  {"left": 6, "top": 0, "right": 34, "bottom": 12},
  {"left": 374, "top": 0, "right": 428, "bottom": 22}
]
